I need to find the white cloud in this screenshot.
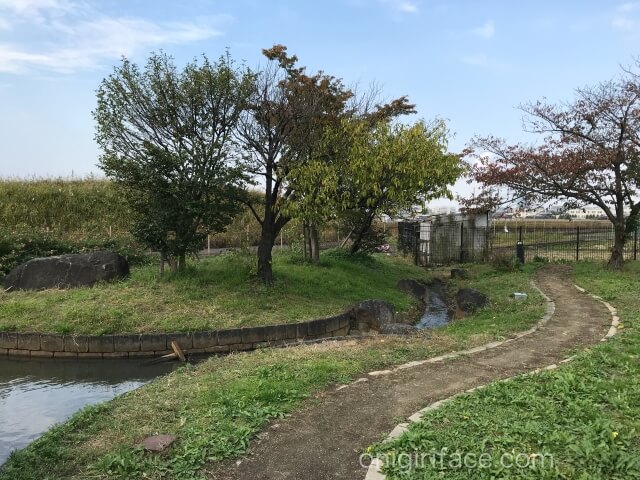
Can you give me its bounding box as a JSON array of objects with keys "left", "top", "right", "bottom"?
[
  {"left": 379, "top": 0, "right": 419, "bottom": 14},
  {"left": 612, "top": 2, "right": 640, "bottom": 30},
  {"left": 472, "top": 21, "right": 495, "bottom": 38},
  {"left": 617, "top": 2, "right": 639, "bottom": 13},
  {"left": 0, "top": 1, "right": 226, "bottom": 73}
]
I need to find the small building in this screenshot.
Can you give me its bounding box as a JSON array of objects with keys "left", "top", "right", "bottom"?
[{"left": 399, "top": 211, "right": 491, "bottom": 266}]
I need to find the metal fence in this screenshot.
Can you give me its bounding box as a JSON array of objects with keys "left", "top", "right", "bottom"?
[
  {"left": 495, "top": 224, "right": 639, "bottom": 263},
  {"left": 399, "top": 221, "right": 640, "bottom": 266},
  {"left": 398, "top": 221, "right": 490, "bottom": 266}
]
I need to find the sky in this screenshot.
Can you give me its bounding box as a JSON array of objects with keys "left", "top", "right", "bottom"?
[{"left": 0, "top": 0, "right": 639, "bottom": 205}]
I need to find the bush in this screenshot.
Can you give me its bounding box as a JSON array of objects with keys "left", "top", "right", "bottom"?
[{"left": 489, "top": 250, "right": 521, "bottom": 272}]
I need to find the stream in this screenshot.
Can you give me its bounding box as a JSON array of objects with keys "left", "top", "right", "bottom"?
[
  {"left": 415, "top": 282, "right": 452, "bottom": 329},
  {"left": 0, "top": 356, "right": 176, "bottom": 465}
]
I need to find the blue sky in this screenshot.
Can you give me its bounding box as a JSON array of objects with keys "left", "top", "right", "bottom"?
[{"left": 0, "top": 0, "right": 639, "bottom": 202}]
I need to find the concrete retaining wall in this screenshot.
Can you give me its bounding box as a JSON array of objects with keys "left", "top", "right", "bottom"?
[{"left": 0, "top": 313, "right": 352, "bottom": 359}]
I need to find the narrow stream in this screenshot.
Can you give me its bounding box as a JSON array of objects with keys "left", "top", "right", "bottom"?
[
  {"left": 416, "top": 289, "right": 450, "bottom": 328},
  {"left": 0, "top": 356, "right": 176, "bottom": 464}
]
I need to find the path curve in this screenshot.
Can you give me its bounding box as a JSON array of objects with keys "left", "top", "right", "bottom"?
[{"left": 207, "top": 265, "right": 610, "bottom": 480}]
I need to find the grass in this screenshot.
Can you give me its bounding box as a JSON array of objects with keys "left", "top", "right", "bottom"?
[
  {"left": 0, "top": 261, "right": 544, "bottom": 480},
  {"left": 1, "top": 249, "right": 430, "bottom": 334},
  {"left": 371, "top": 261, "right": 640, "bottom": 480}
]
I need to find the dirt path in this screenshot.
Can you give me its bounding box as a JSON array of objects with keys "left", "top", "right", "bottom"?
[{"left": 207, "top": 265, "right": 610, "bottom": 480}]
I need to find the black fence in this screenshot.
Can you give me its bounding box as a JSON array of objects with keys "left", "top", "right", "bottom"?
[{"left": 399, "top": 221, "right": 640, "bottom": 266}]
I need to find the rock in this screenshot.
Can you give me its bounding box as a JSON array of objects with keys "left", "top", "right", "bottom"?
[
  {"left": 348, "top": 300, "right": 396, "bottom": 332},
  {"left": 4, "top": 250, "right": 129, "bottom": 291},
  {"left": 379, "top": 323, "right": 418, "bottom": 335},
  {"left": 455, "top": 288, "right": 489, "bottom": 317},
  {"left": 450, "top": 268, "right": 470, "bottom": 279},
  {"left": 141, "top": 434, "right": 177, "bottom": 452},
  {"left": 396, "top": 279, "right": 427, "bottom": 299}
]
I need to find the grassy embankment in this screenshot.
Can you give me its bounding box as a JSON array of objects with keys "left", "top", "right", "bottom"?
[
  {"left": 371, "top": 261, "right": 640, "bottom": 480},
  {"left": 0, "top": 258, "right": 544, "bottom": 480},
  {"left": 4, "top": 250, "right": 432, "bottom": 334}
]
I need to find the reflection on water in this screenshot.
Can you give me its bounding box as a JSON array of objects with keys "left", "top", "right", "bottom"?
[
  {"left": 0, "top": 356, "right": 176, "bottom": 464},
  {"left": 416, "top": 286, "right": 451, "bottom": 329}
]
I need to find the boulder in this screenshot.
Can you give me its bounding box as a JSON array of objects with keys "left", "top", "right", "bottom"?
[
  {"left": 396, "top": 279, "right": 427, "bottom": 300},
  {"left": 379, "top": 323, "right": 418, "bottom": 335},
  {"left": 455, "top": 288, "right": 489, "bottom": 317},
  {"left": 450, "top": 268, "right": 470, "bottom": 279},
  {"left": 4, "top": 250, "right": 129, "bottom": 291},
  {"left": 348, "top": 300, "right": 396, "bottom": 332}
]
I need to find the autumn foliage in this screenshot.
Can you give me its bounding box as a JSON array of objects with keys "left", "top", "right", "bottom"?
[{"left": 465, "top": 63, "right": 640, "bottom": 268}]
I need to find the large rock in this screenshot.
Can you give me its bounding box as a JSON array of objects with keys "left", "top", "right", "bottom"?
[
  {"left": 348, "top": 300, "right": 396, "bottom": 332},
  {"left": 455, "top": 288, "right": 489, "bottom": 317},
  {"left": 396, "top": 279, "right": 428, "bottom": 300},
  {"left": 4, "top": 250, "right": 129, "bottom": 291}
]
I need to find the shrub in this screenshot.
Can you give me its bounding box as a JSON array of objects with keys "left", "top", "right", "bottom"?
[{"left": 489, "top": 250, "right": 521, "bottom": 272}]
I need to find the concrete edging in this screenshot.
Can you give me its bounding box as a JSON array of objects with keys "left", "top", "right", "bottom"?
[
  {"left": 0, "top": 312, "right": 352, "bottom": 359},
  {"left": 363, "top": 281, "right": 619, "bottom": 480}
]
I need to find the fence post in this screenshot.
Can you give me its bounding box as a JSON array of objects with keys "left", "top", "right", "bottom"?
[
  {"left": 576, "top": 226, "right": 580, "bottom": 261},
  {"left": 634, "top": 228, "right": 638, "bottom": 261},
  {"left": 414, "top": 224, "right": 420, "bottom": 266},
  {"left": 459, "top": 222, "right": 465, "bottom": 263},
  {"left": 516, "top": 226, "right": 525, "bottom": 264}
]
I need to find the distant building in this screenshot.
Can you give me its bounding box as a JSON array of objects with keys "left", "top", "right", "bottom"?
[
  {"left": 566, "top": 206, "right": 630, "bottom": 219},
  {"left": 427, "top": 205, "right": 459, "bottom": 216}
]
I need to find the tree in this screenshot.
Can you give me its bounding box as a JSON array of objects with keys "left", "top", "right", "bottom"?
[
  {"left": 288, "top": 118, "right": 462, "bottom": 254},
  {"left": 283, "top": 93, "right": 420, "bottom": 258},
  {"left": 94, "top": 52, "right": 252, "bottom": 272},
  {"left": 236, "top": 45, "right": 352, "bottom": 282},
  {"left": 341, "top": 119, "right": 462, "bottom": 253},
  {"left": 466, "top": 66, "right": 640, "bottom": 269}
]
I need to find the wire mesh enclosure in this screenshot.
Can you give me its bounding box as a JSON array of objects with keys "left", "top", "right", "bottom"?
[{"left": 398, "top": 220, "right": 491, "bottom": 266}]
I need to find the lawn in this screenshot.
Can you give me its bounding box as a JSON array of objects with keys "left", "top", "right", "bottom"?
[
  {"left": 1, "top": 249, "right": 431, "bottom": 335},
  {"left": 371, "top": 261, "right": 640, "bottom": 480},
  {"left": 0, "top": 261, "right": 544, "bottom": 480}
]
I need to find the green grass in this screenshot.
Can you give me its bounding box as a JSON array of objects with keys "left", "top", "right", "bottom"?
[
  {"left": 0, "top": 262, "right": 544, "bottom": 480},
  {"left": 1, "top": 250, "right": 430, "bottom": 334},
  {"left": 371, "top": 261, "right": 640, "bottom": 480}
]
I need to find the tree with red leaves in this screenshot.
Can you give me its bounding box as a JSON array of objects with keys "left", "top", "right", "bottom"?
[{"left": 465, "top": 65, "right": 640, "bottom": 269}]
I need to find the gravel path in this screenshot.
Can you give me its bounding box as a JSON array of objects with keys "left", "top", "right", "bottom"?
[{"left": 207, "top": 265, "right": 609, "bottom": 480}]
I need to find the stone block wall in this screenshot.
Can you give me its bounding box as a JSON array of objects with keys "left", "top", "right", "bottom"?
[{"left": 0, "top": 313, "right": 352, "bottom": 359}]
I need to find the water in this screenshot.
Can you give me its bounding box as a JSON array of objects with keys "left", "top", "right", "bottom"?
[
  {"left": 416, "top": 286, "right": 451, "bottom": 329},
  {"left": 0, "top": 356, "right": 176, "bottom": 464}
]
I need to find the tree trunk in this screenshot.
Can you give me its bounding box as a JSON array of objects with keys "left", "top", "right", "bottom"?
[
  {"left": 349, "top": 212, "right": 375, "bottom": 254},
  {"left": 177, "top": 253, "right": 186, "bottom": 272},
  {"left": 302, "top": 223, "right": 308, "bottom": 262},
  {"left": 169, "top": 256, "right": 178, "bottom": 273},
  {"left": 310, "top": 223, "right": 320, "bottom": 264},
  {"left": 304, "top": 223, "right": 312, "bottom": 262},
  {"left": 257, "top": 224, "right": 276, "bottom": 285},
  {"left": 608, "top": 222, "right": 626, "bottom": 269}
]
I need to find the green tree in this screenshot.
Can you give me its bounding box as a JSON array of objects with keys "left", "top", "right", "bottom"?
[
  {"left": 236, "top": 45, "right": 353, "bottom": 282},
  {"left": 290, "top": 118, "right": 463, "bottom": 254},
  {"left": 94, "top": 52, "right": 252, "bottom": 273}
]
